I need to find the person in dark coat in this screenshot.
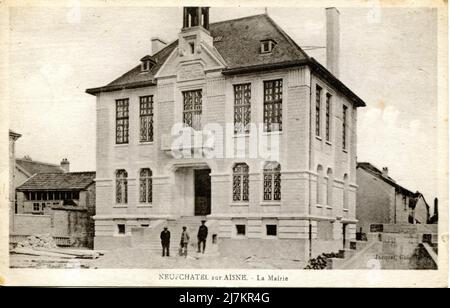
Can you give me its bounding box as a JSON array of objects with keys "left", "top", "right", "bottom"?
[
  {"left": 160, "top": 227, "right": 171, "bottom": 257},
  {"left": 197, "top": 220, "right": 208, "bottom": 253}
]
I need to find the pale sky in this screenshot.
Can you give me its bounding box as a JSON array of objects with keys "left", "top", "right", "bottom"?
[{"left": 8, "top": 6, "right": 438, "bottom": 205}]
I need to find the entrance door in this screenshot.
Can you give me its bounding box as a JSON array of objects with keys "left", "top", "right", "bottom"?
[{"left": 194, "top": 169, "right": 211, "bottom": 216}]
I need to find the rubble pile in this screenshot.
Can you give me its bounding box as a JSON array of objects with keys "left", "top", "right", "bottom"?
[
  {"left": 304, "top": 252, "right": 341, "bottom": 270},
  {"left": 16, "top": 234, "right": 57, "bottom": 249}
]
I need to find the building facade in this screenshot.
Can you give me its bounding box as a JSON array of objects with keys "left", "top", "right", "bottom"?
[
  {"left": 356, "top": 162, "right": 431, "bottom": 234},
  {"left": 14, "top": 156, "right": 68, "bottom": 190},
  {"left": 9, "top": 130, "right": 21, "bottom": 234},
  {"left": 87, "top": 7, "right": 366, "bottom": 260},
  {"left": 14, "top": 172, "right": 96, "bottom": 248}
]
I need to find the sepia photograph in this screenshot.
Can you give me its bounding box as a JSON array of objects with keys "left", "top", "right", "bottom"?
[{"left": 0, "top": 0, "right": 448, "bottom": 287}]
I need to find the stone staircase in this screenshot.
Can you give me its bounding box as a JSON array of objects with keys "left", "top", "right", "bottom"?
[{"left": 131, "top": 216, "right": 218, "bottom": 256}]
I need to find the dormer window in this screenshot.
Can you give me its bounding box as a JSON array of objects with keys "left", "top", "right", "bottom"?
[
  {"left": 140, "top": 55, "right": 156, "bottom": 72},
  {"left": 260, "top": 39, "right": 277, "bottom": 54}
]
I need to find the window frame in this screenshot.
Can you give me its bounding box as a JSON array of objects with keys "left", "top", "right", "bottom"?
[
  {"left": 117, "top": 224, "right": 126, "bottom": 235},
  {"left": 325, "top": 93, "right": 332, "bottom": 142},
  {"left": 139, "top": 95, "right": 154, "bottom": 143},
  {"left": 115, "top": 98, "right": 129, "bottom": 144},
  {"left": 115, "top": 169, "right": 128, "bottom": 205},
  {"left": 342, "top": 105, "right": 348, "bottom": 150},
  {"left": 182, "top": 89, "right": 202, "bottom": 131},
  {"left": 263, "top": 79, "right": 283, "bottom": 133},
  {"left": 263, "top": 161, "right": 281, "bottom": 201},
  {"left": 232, "top": 163, "right": 250, "bottom": 203},
  {"left": 233, "top": 83, "right": 251, "bottom": 135},
  {"left": 139, "top": 168, "right": 153, "bottom": 204},
  {"left": 315, "top": 85, "right": 322, "bottom": 137},
  {"left": 266, "top": 224, "right": 278, "bottom": 237},
  {"left": 235, "top": 224, "right": 246, "bottom": 236}
]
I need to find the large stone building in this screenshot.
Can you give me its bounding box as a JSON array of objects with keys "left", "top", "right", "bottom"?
[
  {"left": 356, "top": 162, "right": 431, "bottom": 234},
  {"left": 86, "top": 7, "right": 366, "bottom": 260}
]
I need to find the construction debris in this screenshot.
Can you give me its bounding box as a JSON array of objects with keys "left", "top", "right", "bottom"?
[
  {"left": 16, "top": 234, "right": 57, "bottom": 249},
  {"left": 11, "top": 247, "right": 75, "bottom": 259},
  {"left": 304, "top": 252, "right": 342, "bottom": 270},
  {"left": 12, "top": 234, "right": 102, "bottom": 260}
]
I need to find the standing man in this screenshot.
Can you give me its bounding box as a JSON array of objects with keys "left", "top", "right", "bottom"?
[
  {"left": 180, "top": 226, "right": 190, "bottom": 258},
  {"left": 160, "top": 226, "right": 171, "bottom": 257},
  {"left": 197, "top": 220, "right": 208, "bottom": 254}
]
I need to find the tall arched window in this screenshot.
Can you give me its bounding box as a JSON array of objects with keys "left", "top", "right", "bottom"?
[
  {"left": 316, "top": 165, "right": 323, "bottom": 204},
  {"left": 263, "top": 161, "right": 281, "bottom": 201},
  {"left": 139, "top": 168, "right": 152, "bottom": 203},
  {"left": 343, "top": 174, "right": 349, "bottom": 209},
  {"left": 116, "top": 169, "right": 128, "bottom": 204},
  {"left": 232, "top": 163, "right": 249, "bottom": 202},
  {"left": 327, "top": 168, "right": 333, "bottom": 206}
]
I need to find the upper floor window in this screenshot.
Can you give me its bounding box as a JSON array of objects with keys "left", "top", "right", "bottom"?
[
  {"left": 342, "top": 105, "right": 348, "bottom": 150},
  {"left": 316, "top": 165, "right": 324, "bottom": 204},
  {"left": 140, "top": 96, "right": 154, "bottom": 142},
  {"left": 116, "top": 99, "right": 129, "bottom": 144},
  {"left": 260, "top": 39, "right": 277, "bottom": 54},
  {"left": 326, "top": 168, "right": 333, "bottom": 206},
  {"left": 263, "top": 161, "right": 281, "bottom": 201},
  {"left": 233, "top": 83, "right": 251, "bottom": 134},
  {"left": 116, "top": 169, "right": 128, "bottom": 204},
  {"left": 343, "top": 174, "right": 349, "bottom": 209},
  {"left": 326, "top": 93, "right": 332, "bottom": 141},
  {"left": 183, "top": 90, "right": 202, "bottom": 130},
  {"left": 263, "top": 79, "right": 283, "bottom": 132},
  {"left": 232, "top": 163, "right": 249, "bottom": 202},
  {"left": 139, "top": 168, "right": 152, "bottom": 203},
  {"left": 315, "top": 86, "right": 322, "bottom": 137}
]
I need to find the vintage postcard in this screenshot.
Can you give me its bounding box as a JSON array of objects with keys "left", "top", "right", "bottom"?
[{"left": 0, "top": 0, "right": 448, "bottom": 287}]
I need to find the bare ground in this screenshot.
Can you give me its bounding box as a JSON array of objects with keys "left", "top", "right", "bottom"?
[{"left": 9, "top": 247, "right": 306, "bottom": 269}]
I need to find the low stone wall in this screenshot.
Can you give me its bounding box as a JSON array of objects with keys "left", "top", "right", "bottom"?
[
  {"left": 11, "top": 211, "right": 94, "bottom": 248},
  {"left": 12, "top": 214, "right": 52, "bottom": 235}
]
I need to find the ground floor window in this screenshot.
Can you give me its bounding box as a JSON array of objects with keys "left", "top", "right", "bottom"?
[
  {"left": 263, "top": 161, "right": 281, "bottom": 201},
  {"left": 117, "top": 224, "right": 126, "bottom": 235},
  {"left": 236, "top": 224, "right": 246, "bottom": 236},
  {"left": 266, "top": 224, "right": 277, "bottom": 236}
]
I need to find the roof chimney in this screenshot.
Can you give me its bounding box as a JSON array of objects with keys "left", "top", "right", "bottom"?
[
  {"left": 326, "top": 7, "right": 340, "bottom": 77},
  {"left": 60, "top": 158, "right": 70, "bottom": 173},
  {"left": 382, "top": 167, "right": 388, "bottom": 177},
  {"left": 151, "top": 37, "right": 167, "bottom": 56}
]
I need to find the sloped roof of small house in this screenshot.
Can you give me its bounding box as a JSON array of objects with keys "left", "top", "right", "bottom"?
[
  {"left": 86, "top": 14, "right": 366, "bottom": 107},
  {"left": 357, "top": 162, "right": 415, "bottom": 196},
  {"left": 16, "top": 158, "right": 64, "bottom": 176},
  {"left": 17, "top": 172, "right": 96, "bottom": 191}
]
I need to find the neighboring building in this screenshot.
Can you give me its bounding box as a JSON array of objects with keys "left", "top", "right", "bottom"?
[
  {"left": 14, "top": 156, "right": 67, "bottom": 189},
  {"left": 86, "top": 7, "right": 366, "bottom": 260},
  {"left": 9, "top": 130, "right": 22, "bottom": 233},
  {"left": 356, "top": 162, "right": 431, "bottom": 234},
  {"left": 14, "top": 172, "right": 96, "bottom": 248}
]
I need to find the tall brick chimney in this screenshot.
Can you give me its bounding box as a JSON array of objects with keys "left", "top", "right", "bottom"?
[
  {"left": 60, "top": 158, "right": 70, "bottom": 173},
  {"left": 326, "top": 7, "right": 340, "bottom": 77}
]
